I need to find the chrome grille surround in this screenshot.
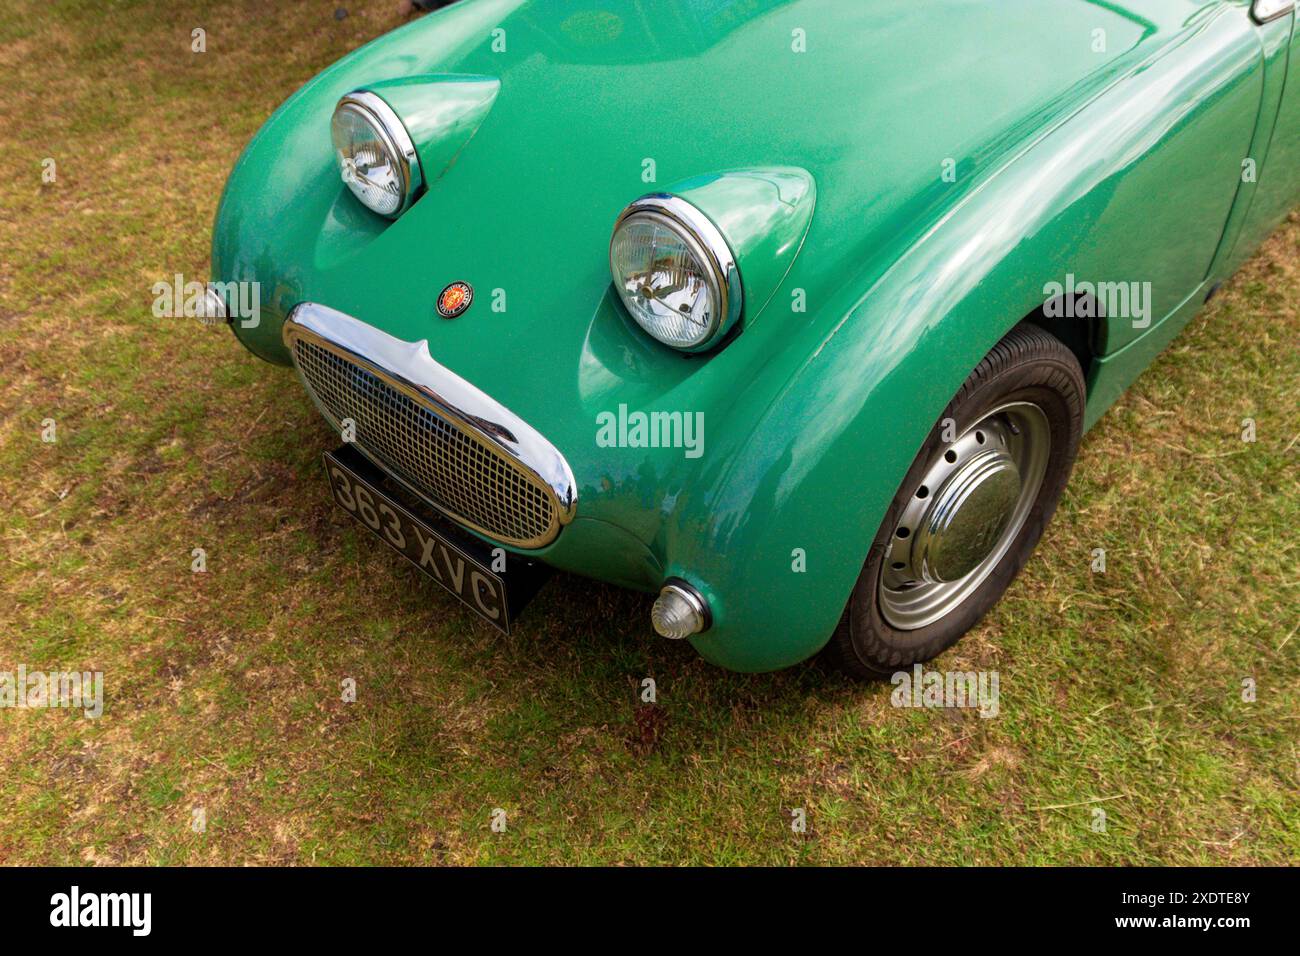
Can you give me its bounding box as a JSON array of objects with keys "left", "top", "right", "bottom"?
[{"left": 283, "top": 303, "right": 577, "bottom": 549}]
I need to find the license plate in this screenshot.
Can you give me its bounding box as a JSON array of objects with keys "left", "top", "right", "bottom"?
[{"left": 323, "top": 451, "right": 511, "bottom": 634}]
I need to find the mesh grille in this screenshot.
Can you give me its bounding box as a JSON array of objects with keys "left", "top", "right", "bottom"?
[{"left": 293, "top": 338, "right": 558, "bottom": 546}]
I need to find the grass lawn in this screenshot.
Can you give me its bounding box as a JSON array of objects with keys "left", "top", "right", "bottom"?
[{"left": 0, "top": 0, "right": 1296, "bottom": 865}]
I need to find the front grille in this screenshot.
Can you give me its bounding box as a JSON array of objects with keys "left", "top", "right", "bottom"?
[{"left": 292, "top": 338, "right": 559, "bottom": 547}]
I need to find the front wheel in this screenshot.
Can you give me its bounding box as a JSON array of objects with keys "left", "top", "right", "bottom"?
[{"left": 826, "top": 323, "right": 1086, "bottom": 680}]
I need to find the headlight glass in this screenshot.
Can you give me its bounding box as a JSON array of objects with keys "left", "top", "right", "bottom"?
[
  {"left": 330, "top": 92, "right": 421, "bottom": 218},
  {"left": 609, "top": 197, "right": 739, "bottom": 351}
]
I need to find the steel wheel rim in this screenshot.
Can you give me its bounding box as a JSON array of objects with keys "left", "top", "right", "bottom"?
[{"left": 878, "top": 401, "right": 1051, "bottom": 631}]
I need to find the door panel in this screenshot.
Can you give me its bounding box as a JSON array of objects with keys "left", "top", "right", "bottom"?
[
  {"left": 1093, "top": 2, "right": 1263, "bottom": 354},
  {"left": 1227, "top": 9, "right": 1300, "bottom": 263}
]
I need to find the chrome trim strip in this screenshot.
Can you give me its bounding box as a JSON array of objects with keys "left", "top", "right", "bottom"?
[
  {"left": 334, "top": 90, "right": 423, "bottom": 218},
  {"left": 1251, "top": 0, "right": 1294, "bottom": 23},
  {"left": 283, "top": 302, "right": 577, "bottom": 545},
  {"left": 611, "top": 193, "right": 743, "bottom": 352}
]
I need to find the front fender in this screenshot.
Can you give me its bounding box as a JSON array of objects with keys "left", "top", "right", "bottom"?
[{"left": 668, "top": 10, "right": 1263, "bottom": 671}]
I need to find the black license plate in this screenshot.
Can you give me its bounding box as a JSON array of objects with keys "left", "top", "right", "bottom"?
[{"left": 323, "top": 450, "right": 511, "bottom": 634}]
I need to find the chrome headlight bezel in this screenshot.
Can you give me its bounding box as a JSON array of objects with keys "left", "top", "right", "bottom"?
[
  {"left": 331, "top": 90, "right": 423, "bottom": 219},
  {"left": 609, "top": 194, "right": 742, "bottom": 352}
]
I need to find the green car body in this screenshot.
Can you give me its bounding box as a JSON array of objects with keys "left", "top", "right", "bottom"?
[{"left": 213, "top": 0, "right": 1300, "bottom": 672}]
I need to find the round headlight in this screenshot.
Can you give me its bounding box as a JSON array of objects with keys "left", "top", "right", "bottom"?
[
  {"left": 609, "top": 195, "right": 741, "bottom": 351},
  {"left": 330, "top": 91, "right": 422, "bottom": 218}
]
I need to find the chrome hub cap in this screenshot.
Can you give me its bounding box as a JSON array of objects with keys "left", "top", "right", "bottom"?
[{"left": 879, "top": 402, "right": 1051, "bottom": 631}]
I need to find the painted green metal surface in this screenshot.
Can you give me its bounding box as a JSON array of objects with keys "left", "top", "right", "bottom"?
[
  {"left": 213, "top": 0, "right": 1298, "bottom": 672},
  {"left": 368, "top": 75, "right": 501, "bottom": 187},
  {"left": 668, "top": 167, "right": 816, "bottom": 328}
]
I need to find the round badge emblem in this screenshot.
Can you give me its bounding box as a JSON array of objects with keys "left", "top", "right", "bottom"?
[{"left": 436, "top": 281, "right": 474, "bottom": 319}]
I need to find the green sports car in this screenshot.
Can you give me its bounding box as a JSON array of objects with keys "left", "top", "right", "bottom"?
[{"left": 212, "top": 0, "right": 1300, "bottom": 675}]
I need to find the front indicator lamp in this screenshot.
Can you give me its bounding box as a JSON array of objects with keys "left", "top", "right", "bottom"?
[{"left": 651, "top": 579, "right": 711, "bottom": 640}]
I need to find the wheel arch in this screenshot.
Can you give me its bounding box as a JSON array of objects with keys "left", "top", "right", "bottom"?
[
  {"left": 663, "top": 283, "right": 1087, "bottom": 673},
  {"left": 1026, "top": 294, "right": 1102, "bottom": 387},
  {"left": 664, "top": 245, "right": 1105, "bottom": 673},
  {"left": 660, "top": 73, "right": 1167, "bottom": 671}
]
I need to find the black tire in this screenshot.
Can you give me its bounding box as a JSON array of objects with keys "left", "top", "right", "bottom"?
[{"left": 825, "top": 323, "right": 1086, "bottom": 680}]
